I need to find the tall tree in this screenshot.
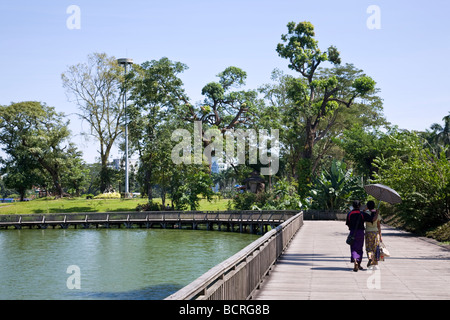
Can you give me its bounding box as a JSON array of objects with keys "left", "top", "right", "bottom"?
[
  {"left": 128, "top": 57, "right": 189, "bottom": 201},
  {"left": 62, "top": 52, "right": 125, "bottom": 192},
  {"left": 184, "top": 66, "right": 259, "bottom": 150},
  {"left": 276, "top": 21, "right": 378, "bottom": 197},
  {"left": 0, "top": 101, "right": 82, "bottom": 198}
]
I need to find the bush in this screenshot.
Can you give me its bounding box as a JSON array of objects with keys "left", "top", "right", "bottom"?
[
  {"left": 310, "top": 160, "right": 365, "bottom": 211},
  {"left": 231, "top": 178, "right": 304, "bottom": 210},
  {"left": 93, "top": 192, "right": 121, "bottom": 199},
  {"left": 136, "top": 201, "right": 162, "bottom": 211},
  {"left": 232, "top": 192, "right": 257, "bottom": 210},
  {"left": 426, "top": 222, "right": 450, "bottom": 243},
  {"left": 373, "top": 144, "right": 450, "bottom": 234}
]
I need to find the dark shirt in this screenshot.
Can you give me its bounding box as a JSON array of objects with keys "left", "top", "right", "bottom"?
[{"left": 346, "top": 210, "right": 375, "bottom": 231}]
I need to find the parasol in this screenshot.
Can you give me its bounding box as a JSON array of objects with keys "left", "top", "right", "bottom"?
[{"left": 364, "top": 184, "right": 402, "bottom": 205}]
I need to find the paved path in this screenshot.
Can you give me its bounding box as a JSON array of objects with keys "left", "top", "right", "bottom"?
[{"left": 253, "top": 221, "right": 450, "bottom": 300}]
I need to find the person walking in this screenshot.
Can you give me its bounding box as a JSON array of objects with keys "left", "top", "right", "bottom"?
[
  {"left": 364, "top": 200, "right": 382, "bottom": 267},
  {"left": 346, "top": 200, "right": 376, "bottom": 272}
]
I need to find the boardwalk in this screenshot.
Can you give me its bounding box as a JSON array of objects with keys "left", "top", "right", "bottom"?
[
  {"left": 0, "top": 211, "right": 297, "bottom": 233},
  {"left": 253, "top": 221, "right": 450, "bottom": 300}
]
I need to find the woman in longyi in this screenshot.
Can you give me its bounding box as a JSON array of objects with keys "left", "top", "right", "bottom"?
[
  {"left": 346, "top": 200, "right": 377, "bottom": 272},
  {"left": 365, "top": 200, "right": 382, "bottom": 267}
]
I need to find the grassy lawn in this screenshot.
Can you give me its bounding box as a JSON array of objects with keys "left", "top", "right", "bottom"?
[{"left": 0, "top": 197, "right": 230, "bottom": 215}]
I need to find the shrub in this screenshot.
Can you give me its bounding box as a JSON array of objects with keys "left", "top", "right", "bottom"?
[
  {"left": 93, "top": 192, "right": 121, "bottom": 199},
  {"left": 373, "top": 145, "right": 450, "bottom": 234},
  {"left": 231, "top": 178, "right": 304, "bottom": 210},
  {"left": 310, "top": 160, "right": 365, "bottom": 211},
  {"left": 232, "top": 192, "right": 257, "bottom": 210},
  {"left": 426, "top": 222, "right": 450, "bottom": 243},
  {"left": 136, "top": 201, "right": 162, "bottom": 211}
]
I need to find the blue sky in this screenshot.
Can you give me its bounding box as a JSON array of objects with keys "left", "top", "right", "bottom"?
[{"left": 1, "top": 0, "right": 449, "bottom": 163}]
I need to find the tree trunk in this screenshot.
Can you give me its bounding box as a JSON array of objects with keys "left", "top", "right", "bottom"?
[
  {"left": 100, "top": 153, "right": 110, "bottom": 193},
  {"left": 145, "top": 164, "right": 153, "bottom": 202},
  {"left": 297, "top": 121, "right": 316, "bottom": 198}
]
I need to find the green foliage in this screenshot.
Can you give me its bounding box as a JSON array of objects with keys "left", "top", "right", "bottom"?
[
  {"left": 0, "top": 101, "right": 85, "bottom": 198},
  {"left": 232, "top": 192, "right": 258, "bottom": 210},
  {"left": 232, "top": 178, "right": 303, "bottom": 210},
  {"left": 274, "top": 21, "right": 383, "bottom": 191},
  {"left": 337, "top": 126, "right": 420, "bottom": 179},
  {"left": 94, "top": 192, "right": 121, "bottom": 199},
  {"left": 297, "top": 158, "right": 312, "bottom": 199},
  {"left": 136, "top": 200, "right": 162, "bottom": 211},
  {"left": 187, "top": 65, "right": 258, "bottom": 132},
  {"left": 277, "top": 21, "right": 333, "bottom": 76},
  {"left": 267, "top": 177, "right": 303, "bottom": 210},
  {"left": 372, "top": 134, "right": 450, "bottom": 233},
  {"left": 422, "top": 112, "right": 450, "bottom": 159},
  {"left": 218, "top": 66, "right": 247, "bottom": 89},
  {"left": 170, "top": 163, "right": 214, "bottom": 211},
  {"left": 129, "top": 57, "right": 189, "bottom": 201},
  {"left": 310, "top": 160, "right": 365, "bottom": 211},
  {"left": 352, "top": 76, "right": 376, "bottom": 95},
  {"left": 62, "top": 52, "right": 124, "bottom": 192},
  {"left": 426, "top": 221, "right": 450, "bottom": 242}
]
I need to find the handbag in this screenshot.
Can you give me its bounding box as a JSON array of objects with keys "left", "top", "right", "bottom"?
[
  {"left": 346, "top": 211, "right": 361, "bottom": 245},
  {"left": 346, "top": 233, "right": 355, "bottom": 245},
  {"left": 380, "top": 242, "right": 390, "bottom": 257},
  {"left": 375, "top": 244, "right": 381, "bottom": 261}
]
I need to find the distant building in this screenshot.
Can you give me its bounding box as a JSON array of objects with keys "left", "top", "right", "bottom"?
[
  {"left": 211, "top": 156, "right": 228, "bottom": 173},
  {"left": 211, "top": 156, "right": 228, "bottom": 193}
]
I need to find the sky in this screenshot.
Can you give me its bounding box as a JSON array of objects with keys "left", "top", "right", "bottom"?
[{"left": 0, "top": 0, "right": 449, "bottom": 164}]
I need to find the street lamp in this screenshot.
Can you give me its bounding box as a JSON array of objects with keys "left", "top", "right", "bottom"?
[{"left": 117, "top": 58, "right": 133, "bottom": 198}]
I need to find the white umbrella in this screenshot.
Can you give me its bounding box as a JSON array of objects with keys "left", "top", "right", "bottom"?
[{"left": 364, "top": 184, "right": 402, "bottom": 205}]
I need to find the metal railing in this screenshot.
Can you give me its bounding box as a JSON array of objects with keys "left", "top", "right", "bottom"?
[{"left": 165, "top": 211, "right": 304, "bottom": 300}]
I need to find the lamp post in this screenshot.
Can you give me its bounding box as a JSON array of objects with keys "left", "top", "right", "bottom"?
[{"left": 117, "top": 58, "right": 133, "bottom": 198}]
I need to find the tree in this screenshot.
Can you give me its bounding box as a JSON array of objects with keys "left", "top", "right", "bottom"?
[
  {"left": 128, "top": 57, "right": 189, "bottom": 201},
  {"left": 62, "top": 52, "right": 125, "bottom": 192},
  {"left": 0, "top": 101, "right": 83, "bottom": 198},
  {"left": 276, "top": 21, "right": 378, "bottom": 197},
  {"left": 372, "top": 133, "right": 450, "bottom": 233},
  {"left": 183, "top": 66, "right": 259, "bottom": 161},
  {"left": 0, "top": 152, "right": 44, "bottom": 201},
  {"left": 423, "top": 112, "right": 450, "bottom": 158},
  {"left": 338, "top": 126, "right": 424, "bottom": 180},
  {"left": 336, "top": 126, "right": 387, "bottom": 180},
  {"left": 169, "top": 163, "right": 214, "bottom": 211},
  {"left": 61, "top": 145, "right": 89, "bottom": 197}
]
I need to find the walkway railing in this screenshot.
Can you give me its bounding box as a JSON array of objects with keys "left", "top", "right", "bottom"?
[
  {"left": 165, "top": 211, "right": 304, "bottom": 300},
  {"left": 0, "top": 210, "right": 299, "bottom": 232}
]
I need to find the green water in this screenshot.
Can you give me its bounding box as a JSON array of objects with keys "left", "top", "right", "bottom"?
[{"left": 0, "top": 228, "right": 259, "bottom": 300}]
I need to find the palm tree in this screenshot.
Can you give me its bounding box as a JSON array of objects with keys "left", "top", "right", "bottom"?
[{"left": 428, "top": 112, "right": 450, "bottom": 158}]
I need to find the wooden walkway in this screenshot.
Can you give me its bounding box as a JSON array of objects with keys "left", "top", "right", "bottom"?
[
  {"left": 0, "top": 211, "right": 297, "bottom": 233},
  {"left": 252, "top": 221, "right": 450, "bottom": 300}
]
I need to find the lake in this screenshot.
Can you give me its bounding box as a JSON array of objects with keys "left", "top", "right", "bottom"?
[{"left": 0, "top": 228, "right": 259, "bottom": 300}]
